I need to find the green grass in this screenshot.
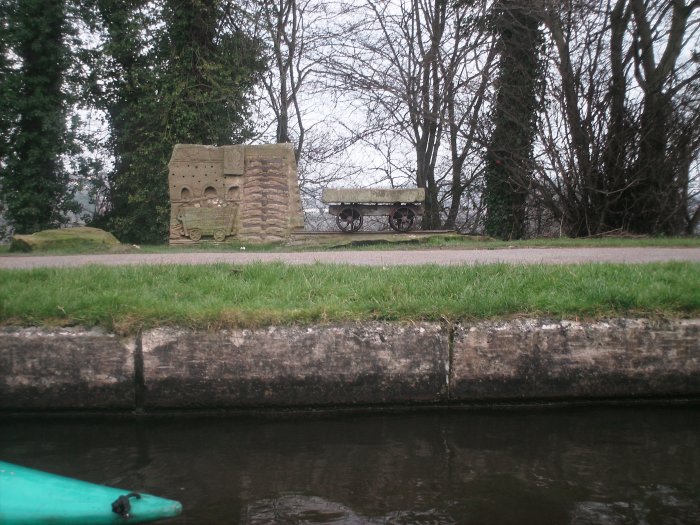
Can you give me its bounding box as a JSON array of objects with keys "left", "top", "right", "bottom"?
[
  {"left": 1, "top": 262, "right": 698, "bottom": 333},
  {"left": 110, "top": 235, "right": 700, "bottom": 252},
  {"left": 418, "top": 235, "right": 700, "bottom": 249},
  {"left": 321, "top": 235, "right": 700, "bottom": 251}
]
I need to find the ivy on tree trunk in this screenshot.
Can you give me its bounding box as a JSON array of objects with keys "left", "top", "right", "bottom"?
[
  {"left": 0, "top": 0, "right": 76, "bottom": 234},
  {"left": 484, "top": 0, "right": 542, "bottom": 240}
]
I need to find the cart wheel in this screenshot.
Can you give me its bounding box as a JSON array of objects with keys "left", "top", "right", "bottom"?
[
  {"left": 336, "top": 206, "right": 363, "bottom": 232},
  {"left": 213, "top": 229, "right": 226, "bottom": 242},
  {"left": 389, "top": 206, "right": 416, "bottom": 232},
  {"left": 189, "top": 228, "right": 202, "bottom": 241}
]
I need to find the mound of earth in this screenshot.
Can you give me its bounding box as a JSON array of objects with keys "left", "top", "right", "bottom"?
[{"left": 10, "top": 227, "right": 121, "bottom": 252}]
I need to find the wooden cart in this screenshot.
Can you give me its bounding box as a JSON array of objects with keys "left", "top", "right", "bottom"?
[
  {"left": 176, "top": 206, "right": 237, "bottom": 242},
  {"left": 322, "top": 188, "right": 425, "bottom": 232}
]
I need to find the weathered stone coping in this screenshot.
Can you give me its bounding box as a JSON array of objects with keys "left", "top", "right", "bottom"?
[{"left": 1, "top": 319, "right": 699, "bottom": 411}]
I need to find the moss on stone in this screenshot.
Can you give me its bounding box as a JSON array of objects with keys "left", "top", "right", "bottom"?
[{"left": 10, "top": 227, "right": 121, "bottom": 253}]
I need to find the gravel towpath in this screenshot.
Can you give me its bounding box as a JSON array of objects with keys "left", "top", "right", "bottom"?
[{"left": 1, "top": 247, "right": 700, "bottom": 269}]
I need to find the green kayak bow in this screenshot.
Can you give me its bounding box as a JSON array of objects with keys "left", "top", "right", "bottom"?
[{"left": 0, "top": 461, "right": 182, "bottom": 524}]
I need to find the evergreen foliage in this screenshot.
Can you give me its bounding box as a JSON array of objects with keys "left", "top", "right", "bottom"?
[
  {"left": 160, "top": 0, "right": 262, "bottom": 145},
  {"left": 90, "top": 0, "right": 263, "bottom": 244},
  {"left": 0, "top": 1, "right": 11, "bottom": 166},
  {"left": 0, "top": 0, "right": 78, "bottom": 234}
]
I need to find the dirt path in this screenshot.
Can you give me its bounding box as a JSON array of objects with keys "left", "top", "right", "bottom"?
[{"left": 1, "top": 247, "right": 700, "bottom": 269}]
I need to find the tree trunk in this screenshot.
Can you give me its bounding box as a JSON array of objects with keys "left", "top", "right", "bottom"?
[{"left": 484, "top": 0, "right": 542, "bottom": 239}]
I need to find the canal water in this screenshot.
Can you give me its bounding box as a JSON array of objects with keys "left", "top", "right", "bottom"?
[{"left": 2, "top": 406, "right": 699, "bottom": 524}]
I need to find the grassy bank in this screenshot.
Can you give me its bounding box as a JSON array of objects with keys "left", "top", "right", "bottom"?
[{"left": 1, "top": 262, "right": 698, "bottom": 333}]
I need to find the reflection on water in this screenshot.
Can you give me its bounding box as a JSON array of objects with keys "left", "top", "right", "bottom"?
[
  {"left": 1, "top": 407, "right": 699, "bottom": 524},
  {"left": 243, "top": 495, "right": 457, "bottom": 524}
]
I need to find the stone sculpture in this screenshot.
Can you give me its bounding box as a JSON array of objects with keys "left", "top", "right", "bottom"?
[{"left": 168, "top": 143, "right": 304, "bottom": 244}]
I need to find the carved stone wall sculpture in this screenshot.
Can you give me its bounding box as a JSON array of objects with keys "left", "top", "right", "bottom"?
[{"left": 168, "top": 143, "right": 304, "bottom": 244}]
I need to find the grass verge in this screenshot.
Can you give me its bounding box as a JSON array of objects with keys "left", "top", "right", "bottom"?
[
  {"left": 1, "top": 262, "right": 698, "bottom": 333},
  {"left": 413, "top": 235, "right": 700, "bottom": 250}
]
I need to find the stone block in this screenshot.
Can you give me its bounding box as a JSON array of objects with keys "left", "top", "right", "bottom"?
[
  {"left": 0, "top": 328, "right": 136, "bottom": 409},
  {"left": 141, "top": 323, "right": 448, "bottom": 408},
  {"left": 322, "top": 188, "right": 425, "bottom": 204},
  {"left": 10, "top": 227, "right": 121, "bottom": 253},
  {"left": 451, "top": 319, "right": 700, "bottom": 400},
  {"left": 223, "top": 145, "right": 245, "bottom": 175}
]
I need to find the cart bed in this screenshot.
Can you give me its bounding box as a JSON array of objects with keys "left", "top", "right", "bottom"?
[{"left": 322, "top": 188, "right": 425, "bottom": 204}]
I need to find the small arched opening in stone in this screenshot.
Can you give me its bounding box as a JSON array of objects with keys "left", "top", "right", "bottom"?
[
  {"left": 204, "top": 186, "right": 218, "bottom": 198},
  {"left": 226, "top": 186, "right": 240, "bottom": 201}
]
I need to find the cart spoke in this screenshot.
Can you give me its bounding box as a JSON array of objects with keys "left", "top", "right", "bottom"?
[
  {"left": 336, "top": 206, "right": 363, "bottom": 232},
  {"left": 389, "top": 206, "right": 416, "bottom": 232}
]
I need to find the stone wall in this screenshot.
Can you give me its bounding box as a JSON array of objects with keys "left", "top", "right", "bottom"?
[
  {"left": 451, "top": 319, "right": 700, "bottom": 400},
  {"left": 1, "top": 319, "right": 698, "bottom": 411},
  {"left": 168, "top": 143, "right": 303, "bottom": 244}
]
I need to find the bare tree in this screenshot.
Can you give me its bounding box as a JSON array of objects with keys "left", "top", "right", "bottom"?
[
  {"left": 246, "top": 0, "right": 322, "bottom": 160},
  {"left": 323, "top": 0, "right": 496, "bottom": 230},
  {"left": 628, "top": 0, "right": 700, "bottom": 233},
  {"left": 537, "top": 0, "right": 700, "bottom": 236},
  {"left": 244, "top": 0, "right": 699, "bottom": 236}
]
